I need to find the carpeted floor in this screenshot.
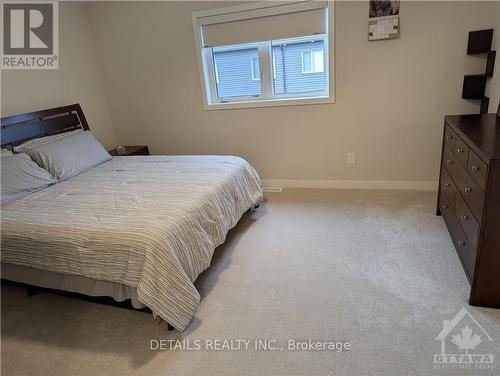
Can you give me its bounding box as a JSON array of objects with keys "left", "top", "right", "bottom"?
[{"left": 2, "top": 189, "right": 499, "bottom": 376}]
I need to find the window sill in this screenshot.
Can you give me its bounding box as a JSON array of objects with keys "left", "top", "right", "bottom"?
[{"left": 204, "top": 95, "right": 335, "bottom": 111}]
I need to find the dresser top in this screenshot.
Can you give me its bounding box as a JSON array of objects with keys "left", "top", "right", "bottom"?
[{"left": 445, "top": 113, "right": 500, "bottom": 160}]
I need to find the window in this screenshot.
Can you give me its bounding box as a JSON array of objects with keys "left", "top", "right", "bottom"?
[
  {"left": 272, "top": 55, "right": 277, "bottom": 80},
  {"left": 212, "top": 45, "right": 261, "bottom": 98},
  {"left": 251, "top": 57, "right": 260, "bottom": 81},
  {"left": 302, "top": 49, "right": 324, "bottom": 74},
  {"left": 273, "top": 36, "right": 327, "bottom": 95},
  {"left": 192, "top": 1, "right": 334, "bottom": 109},
  {"left": 214, "top": 59, "right": 219, "bottom": 84}
]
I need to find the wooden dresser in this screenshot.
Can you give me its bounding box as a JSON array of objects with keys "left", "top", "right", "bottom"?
[{"left": 437, "top": 113, "right": 500, "bottom": 308}]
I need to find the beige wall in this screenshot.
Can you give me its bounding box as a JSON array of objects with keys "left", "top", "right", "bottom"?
[
  {"left": 4, "top": 2, "right": 498, "bottom": 187},
  {"left": 1, "top": 3, "right": 116, "bottom": 149},
  {"left": 87, "top": 1, "right": 499, "bottom": 187}
]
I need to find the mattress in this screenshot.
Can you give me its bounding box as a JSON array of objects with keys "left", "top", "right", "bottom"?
[{"left": 1, "top": 155, "right": 262, "bottom": 330}]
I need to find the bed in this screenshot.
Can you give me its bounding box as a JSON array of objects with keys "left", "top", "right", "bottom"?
[{"left": 1, "top": 104, "right": 263, "bottom": 331}]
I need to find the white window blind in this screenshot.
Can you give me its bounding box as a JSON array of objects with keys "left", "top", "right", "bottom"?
[{"left": 198, "top": 1, "right": 328, "bottom": 47}]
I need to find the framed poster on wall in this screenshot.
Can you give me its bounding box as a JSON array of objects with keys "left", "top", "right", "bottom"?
[{"left": 368, "top": 0, "right": 400, "bottom": 41}]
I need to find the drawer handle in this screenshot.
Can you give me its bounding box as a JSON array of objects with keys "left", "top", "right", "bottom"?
[
  {"left": 446, "top": 160, "right": 454, "bottom": 165},
  {"left": 445, "top": 183, "right": 451, "bottom": 187},
  {"left": 464, "top": 187, "right": 473, "bottom": 193},
  {"left": 461, "top": 215, "right": 468, "bottom": 221},
  {"left": 458, "top": 241, "right": 466, "bottom": 246},
  {"left": 471, "top": 165, "right": 480, "bottom": 172},
  {"left": 442, "top": 204, "right": 448, "bottom": 209},
  {"left": 456, "top": 148, "right": 465, "bottom": 153}
]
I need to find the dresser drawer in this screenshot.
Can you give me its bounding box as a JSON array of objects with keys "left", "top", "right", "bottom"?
[
  {"left": 450, "top": 216, "right": 476, "bottom": 281},
  {"left": 454, "top": 137, "right": 469, "bottom": 168},
  {"left": 439, "top": 194, "right": 455, "bottom": 231},
  {"left": 455, "top": 194, "right": 479, "bottom": 247},
  {"left": 456, "top": 168, "right": 483, "bottom": 222},
  {"left": 440, "top": 166, "right": 457, "bottom": 208},
  {"left": 467, "top": 151, "right": 487, "bottom": 190},
  {"left": 443, "top": 145, "right": 460, "bottom": 184},
  {"left": 444, "top": 126, "right": 457, "bottom": 150}
]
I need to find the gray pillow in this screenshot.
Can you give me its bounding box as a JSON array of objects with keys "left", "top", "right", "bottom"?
[
  {"left": 23, "top": 131, "right": 111, "bottom": 181},
  {"left": 1, "top": 153, "right": 57, "bottom": 204},
  {"left": 14, "top": 129, "right": 82, "bottom": 153}
]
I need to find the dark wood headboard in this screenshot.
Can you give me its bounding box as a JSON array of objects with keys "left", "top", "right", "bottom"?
[{"left": 0, "top": 103, "right": 89, "bottom": 149}]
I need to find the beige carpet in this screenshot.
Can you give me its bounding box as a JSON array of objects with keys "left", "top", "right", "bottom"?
[{"left": 2, "top": 189, "right": 499, "bottom": 376}]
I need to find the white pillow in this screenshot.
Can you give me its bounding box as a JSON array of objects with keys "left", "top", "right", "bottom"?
[
  {"left": 1, "top": 148, "right": 13, "bottom": 156},
  {"left": 14, "top": 129, "right": 82, "bottom": 153},
  {"left": 1, "top": 153, "right": 57, "bottom": 204},
  {"left": 23, "top": 131, "right": 111, "bottom": 181}
]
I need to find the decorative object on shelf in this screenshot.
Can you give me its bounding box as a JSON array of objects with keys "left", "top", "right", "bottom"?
[
  {"left": 368, "top": 0, "right": 400, "bottom": 41},
  {"left": 115, "top": 145, "right": 127, "bottom": 155},
  {"left": 462, "top": 29, "right": 496, "bottom": 114},
  {"left": 108, "top": 145, "right": 149, "bottom": 156}
]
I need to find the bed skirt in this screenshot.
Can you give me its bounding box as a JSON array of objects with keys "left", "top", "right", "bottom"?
[{"left": 1, "top": 263, "right": 146, "bottom": 309}]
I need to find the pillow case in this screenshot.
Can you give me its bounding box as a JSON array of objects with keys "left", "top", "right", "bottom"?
[
  {"left": 1, "top": 153, "right": 57, "bottom": 204},
  {"left": 1, "top": 148, "right": 13, "bottom": 156},
  {"left": 14, "top": 129, "right": 82, "bottom": 153},
  {"left": 23, "top": 131, "right": 111, "bottom": 181}
]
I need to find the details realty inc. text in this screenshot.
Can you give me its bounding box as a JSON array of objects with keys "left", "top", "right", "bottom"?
[{"left": 151, "top": 338, "right": 352, "bottom": 352}]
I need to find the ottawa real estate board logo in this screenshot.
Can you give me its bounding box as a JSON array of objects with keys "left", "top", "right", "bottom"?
[
  {"left": 434, "top": 308, "right": 495, "bottom": 371},
  {"left": 2, "top": 1, "right": 58, "bottom": 69}
]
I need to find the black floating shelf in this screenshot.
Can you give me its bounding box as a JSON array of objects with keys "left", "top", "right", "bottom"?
[
  {"left": 486, "top": 51, "right": 496, "bottom": 77},
  {"left": 467, "top": 29, "right": 493, "bottom": 55},
  {"left": 480, "top": 97, "right": 490, "bottom": 114},
  {"left": 463, "top": 29, "right": 495, "bottom": 114},
  {"left": 462, "top": 74, "right": 487, "bottom": 99}
]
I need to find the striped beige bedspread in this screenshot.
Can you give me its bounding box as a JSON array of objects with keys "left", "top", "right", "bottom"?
[{"left": 1, "top": 155, "right": 262, "bottom": 330}]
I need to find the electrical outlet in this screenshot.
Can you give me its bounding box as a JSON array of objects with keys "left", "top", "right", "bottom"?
[{"left": 347, "top": 152, "right": 356, "bottom": 164}]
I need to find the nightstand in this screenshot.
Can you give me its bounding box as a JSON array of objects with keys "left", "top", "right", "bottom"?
[{"left": 109, "top": 145, "right": 149, "bottom": 156}]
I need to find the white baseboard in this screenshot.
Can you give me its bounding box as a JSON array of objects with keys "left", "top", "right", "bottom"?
[{"left": 261, "top": 179, "right": 438, "bottom": 191}]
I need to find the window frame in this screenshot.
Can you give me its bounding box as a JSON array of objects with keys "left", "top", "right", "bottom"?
[{"left": 192, "top": 1, "right": 335, "bottom": 110}]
